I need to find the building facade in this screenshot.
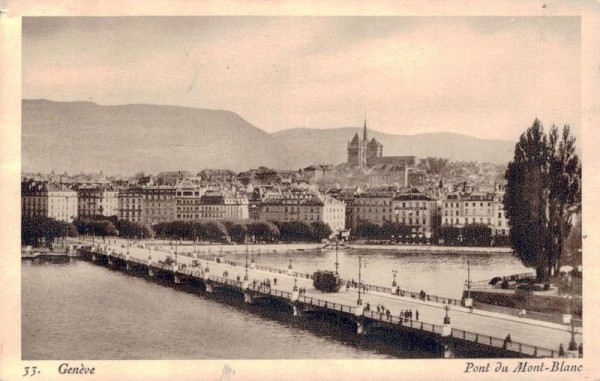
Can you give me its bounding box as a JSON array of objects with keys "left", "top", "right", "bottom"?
[
  {"left": 77, "top": 187, "right": 119, "bottom": 218},
  {"left": 140, "top": 186, "right": 176, "bottom": 225},
  {"left": 197, "top": 191, "right": 249, "bottom": 221},
  {"left": 441, "top": 191, "right": 510, "bottom": 238},
  {"left": 392, "top": 189, "right": 438, "bottom": 235},
  {"left": 348, "top": 190, "right": 395, "bottom": 231},
  {"left": 22, "top": 180, "right": 78, "bottom": 222},
  {"left": 258, "top": 190, "right": 346, "bottom": 233},
  {"left": 117, "top": 188, "right": 144, "bottom": 223}
]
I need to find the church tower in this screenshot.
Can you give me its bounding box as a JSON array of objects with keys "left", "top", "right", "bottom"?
[{"left": 347, "top": 116, "right": 368, "bottom": 168}]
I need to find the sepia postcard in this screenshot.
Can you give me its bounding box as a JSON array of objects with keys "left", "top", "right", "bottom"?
[{"left": 1, "top": 1, "right": 599, "bottom": 380}]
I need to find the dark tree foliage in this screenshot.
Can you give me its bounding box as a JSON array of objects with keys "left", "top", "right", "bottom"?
[
  {"left": 463, "top": 224, "right": 492, "bottom": 247},
  {"left": 203, "top": 221, "right": 229, "bottom": 242},
  {"left": 73, "top": 218, "right": 117, "bottom": 238},
  {"left": 436, "top": 226, "right": 461, "bottom": 245},
  {"left": 381, "top": 222, "right": 412, "bottom": 240},
  {"left": 116, "top": 220, "right": 154, "bottom": 239},
  {"left": 310, "top": 221, "right": 333, "bottom": 242},
  {"left": 354, "top": 221, "right": 382, "bottom": 239},
  {"left": 228, "top": 223, "right": 248, "bottom": 244},
  {"left": 418, "top": 157, "right": 449, "bottom": 175},
  {"left": 22, "top": 217, "right": 77, "bottom": 247},
  {"left": 279, "top": 221, "right": 314, "bottom": 242},
  {"left": 504, "top": 119, "right": 581, "bottom": 281},
  {"left": 153, "top": 221, "right": 206, "bottom": 240},
  {"left": 247, "top": 221, "right": 280, "bottom": 242}
]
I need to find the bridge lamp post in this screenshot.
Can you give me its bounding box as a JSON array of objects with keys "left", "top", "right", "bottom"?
[
  {"left": 293, "top": 277, "right": 298, "bottom": 292},
  {"left": 466, "top": 259, "right": 471, "bottom": 299},
  {"left": 357, "top": 256, "right": 363, "bottom": 306},
  {"left": 244, "top": 245, "right": 249, "bottom": 281},
  {"left": 288, "top": 258, "right": 293, "bottom": 270},
  {"left": 334, "top": 240, "right": 339, "bottom": 275},
  {"left": 568, "top": 263, "right": 577, "bottom": 352},
  {"left": 444, "top": 305, "right": 451, "bottom": 324},
  {"left": 392, "top": 270, "right": 398, "bottom": 287}
]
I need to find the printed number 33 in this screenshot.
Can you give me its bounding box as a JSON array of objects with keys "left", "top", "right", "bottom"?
[{"left": 23, "top": 366, "right": 38, "bottom": 377}]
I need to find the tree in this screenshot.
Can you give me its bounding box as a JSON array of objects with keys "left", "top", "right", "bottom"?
[
  {"left": 418, "top": 157, "right": 449, "bottom": 175},
  {"left": 354, "top": 221, "right": 382, "bottom": 239},
  {"left": 463, "top": 224, "right": 492, "bottom": 247},
  {"left": 116, "top": 220, "right": 154, "bottom": 239},
  {"left": 21, "top": 217, "right": 77, "bottom": 248},
  {"left": 204, "top": 221, "right": 229, "bottom": 242},
  {"left": 279, "top": 221, "right": 314, "bottom": 242},
  {"left": 228, "top": 223, "right": 248, "bottom": 244},
  {"left": 310, "top": 221, "right": 332, "bottom": 242},
  {"left": 248, "top": 222, "right": 280, "bottom": 242},
  {"left": 503, "top": 120, "right": 581, "bottom": 282}
]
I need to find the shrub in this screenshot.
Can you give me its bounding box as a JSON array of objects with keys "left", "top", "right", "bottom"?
[
  {"left": 489, "top": 277, "right": 502, "bottom": 286},
  {"left": 517, "top": 284, "right": 543, "bottom": 292},
  {"left": 500, "top": 280, "right": 510, "bottom": 289},
  {"left": 543, "top": 283, "right": 550, "bottom": 291}
]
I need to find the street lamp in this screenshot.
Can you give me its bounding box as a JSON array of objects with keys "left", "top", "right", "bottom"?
[
  {"left": 568, "top": 262, "right": 577, "bottom": 352},
  {"left": 444, "top": 305, "right": 451, "bottom": 324},
  {"left": 466, "top": 259, "right": 471, "bottom": 299},
  {"left": 357, "top": 256, "right": 364, "bottom": 306},
  {"left": 293, "top": 277, "right": 298, "bottom": 292},
  {"left": 244, "top": 244, "right": 249, "bottom": 281},
  {"left": 392, "top": 270, "right": 398, "bottom": 287},
  {"left": 288, "top": 258, "right": 293, "bottom": 270},
  {"left": 334, "top": 240, "right": 339, "bottom": 274}
]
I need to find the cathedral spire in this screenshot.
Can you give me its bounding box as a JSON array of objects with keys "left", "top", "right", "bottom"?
[{"left": 363, "top": 113, "right": 368, "bottom": 141}]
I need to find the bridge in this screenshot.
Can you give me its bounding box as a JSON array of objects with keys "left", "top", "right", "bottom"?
[{"left": 70, "top": 238, "right": 582, "bottom": 359}]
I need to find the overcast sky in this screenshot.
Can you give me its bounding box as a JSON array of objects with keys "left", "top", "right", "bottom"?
[{"left": 23, "top": 16, "right": 581, "bottom": 141}]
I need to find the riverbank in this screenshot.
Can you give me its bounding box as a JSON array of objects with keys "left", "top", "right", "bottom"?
[{"left": 349, "top": 243, "right": 513, "bottom": 254}]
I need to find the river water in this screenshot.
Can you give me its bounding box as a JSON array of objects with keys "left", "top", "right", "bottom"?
[{"left": 22, "top": 249, "right": 529, "bottom": 360}]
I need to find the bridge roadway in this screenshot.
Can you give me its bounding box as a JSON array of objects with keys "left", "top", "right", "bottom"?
[{"left": 76, "top": 238, "right": 582, "bottom": 355}]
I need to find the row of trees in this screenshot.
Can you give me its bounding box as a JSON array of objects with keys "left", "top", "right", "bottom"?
[
  {"left": 504, "top": 120, "right": 581, "bottom": 282},
  {"left": 352, "top": 221, "right": 501, "bottom": 246},
  {"left": 22, "top": 216, "right": 77, "bottom": 248},
  {"left": 153, "top": 220, "right": 333, "bottom": 243}
]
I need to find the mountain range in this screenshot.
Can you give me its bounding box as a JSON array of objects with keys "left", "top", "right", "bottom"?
[{"left": 22, "top": 99, "right": 515, "bottom": 174}]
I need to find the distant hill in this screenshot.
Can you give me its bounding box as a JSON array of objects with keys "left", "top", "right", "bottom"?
[
  {"left": 272, "top": 128, "right": 515, "bottom": 168},
  {"left": 22, "top": 99, "right": 515, "bottom": 174}
]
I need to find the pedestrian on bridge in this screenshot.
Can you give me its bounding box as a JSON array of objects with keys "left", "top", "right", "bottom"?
[
  {"left": 274, "top": 277, "right": 277, "bottom": 286},
  {"left": 559, "top": 344, "right": 565, "bottom": 357},
  {"left": 416, "top": 310, "right": 419, "bottom": 321}
]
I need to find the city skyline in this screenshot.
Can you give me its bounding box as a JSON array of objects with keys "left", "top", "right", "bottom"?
[{"left": 23, "top": 16, "right": 581, "bottom": 142}]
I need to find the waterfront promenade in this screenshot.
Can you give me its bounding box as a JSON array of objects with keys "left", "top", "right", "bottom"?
[{"left": 71, "top": 237, "right": 582, "bottom": 357}]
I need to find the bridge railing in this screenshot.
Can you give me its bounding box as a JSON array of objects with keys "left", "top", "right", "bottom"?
[
  {"left": 212, "top": 259, "right": 315, "bottom": 280},
  {"left": 298, "top": 295, "right": 357, "bottom": 314},
  {"left": 209, "top": 275, "right": 243, "bottom": 288},
  {"left": 362, "top": 310, "right": 441, "bottom": 333},
  {"left": 450, "top": 328, "right": 557, "bottom": 358},
  {"left": 471, "top": 301, "right": 583, "bottom": 328},
  {"left": 348, "top": 282, "right": 463, "bottom": 307}
]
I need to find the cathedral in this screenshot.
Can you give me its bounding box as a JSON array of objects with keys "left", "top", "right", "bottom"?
[
  {"left": 347, "top": 118, "right": 383, "bottom": 168},
  {"left": 347, "top": 118, "right": 416, "bottom": 169}
]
